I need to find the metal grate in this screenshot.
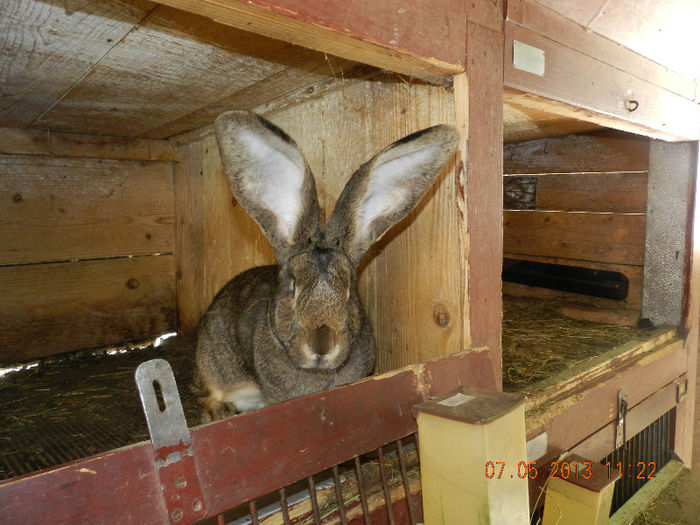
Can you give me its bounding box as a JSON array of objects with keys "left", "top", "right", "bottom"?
[
  {"left": 602, "top": 410, "right": 674, "bottom": 514},
  {"left": 213, "top": 435, "right": 422, "bottom": 525}
]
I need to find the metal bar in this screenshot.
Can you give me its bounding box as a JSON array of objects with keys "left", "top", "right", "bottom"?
[
  {"left": 308, "top": 475, "right": 321, "bottom": 524},
  {"left": 377, "top": 446, "right": 395, "bottom": 525},
  {"left": 354, "top": 456, "right": 371, "bottom": 525},
  {"left": 279, "top": 488, "right": 291, "bottom": 525},
  {"left": 249, "top": 500, "right": 259, "bottom": 525},
  {"left": 332, "top": 465, "right": 348, "bottom": 525},
  {"left": 396, "top": 438, "right": 417, "bottom": 525}
]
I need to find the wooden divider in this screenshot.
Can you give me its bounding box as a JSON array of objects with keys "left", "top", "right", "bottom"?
[{"left": 0, "top": 128, "right": 177, "bottom": 362}]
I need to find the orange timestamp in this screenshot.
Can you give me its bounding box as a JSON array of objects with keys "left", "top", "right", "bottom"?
[{"left": 485, "top": 460, "right": 594, "bottom": 480}]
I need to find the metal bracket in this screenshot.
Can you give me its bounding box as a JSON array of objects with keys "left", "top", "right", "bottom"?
[
  {"left": 615, "top": 389, "right": 628, "bottom": 450},
  {"left": 136, "top": 359, "right": 207, "bottom": 524}
]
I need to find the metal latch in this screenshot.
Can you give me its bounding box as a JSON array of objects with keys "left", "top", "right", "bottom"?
[
  {"left": 615, "top": 389, "right": 628, "bottom": 450},
  {"left": 136, "top": 359, "right": 207, "bottom": 524}
]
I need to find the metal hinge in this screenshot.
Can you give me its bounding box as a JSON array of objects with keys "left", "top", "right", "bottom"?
[
  {"left": 615, "top": 389, "right": 628, "bottom": 450},
  {"left": 136, "top": 359, "right": 207, "bottom": 524}
]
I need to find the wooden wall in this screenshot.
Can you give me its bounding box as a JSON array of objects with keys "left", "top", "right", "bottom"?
[
  {"left": 0, "top": 129, "right": 177, "bottom": 363},
  {"left": 174, "top": 77, "right": 468, "bottom": 373},
  {"left": 503, "top": 132, "right": 650, "bottom": 325}
]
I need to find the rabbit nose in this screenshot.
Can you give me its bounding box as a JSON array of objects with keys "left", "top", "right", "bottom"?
[{"left": 311, "top": 324, "right": 335, "bottom": 356}]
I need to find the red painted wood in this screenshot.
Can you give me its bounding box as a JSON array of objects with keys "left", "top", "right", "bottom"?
[
  {"left": 0, "top": 443, "right": 167, "bottom": 525},
  {"left": 466, "top": 20, "right": 505, "bottom": 389},
  {"left": 240, "top": 0, "right": 467, "bottom": 67}
]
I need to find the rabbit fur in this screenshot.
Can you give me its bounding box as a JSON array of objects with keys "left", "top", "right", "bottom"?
[{"left": 195, "top": 110, "right": 459, "bottom": 422}]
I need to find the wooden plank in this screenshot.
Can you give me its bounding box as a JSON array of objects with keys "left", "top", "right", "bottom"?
[
  {"left": 572, "top": 379, "right": 680, "bottom": 462},
  {"left": 144, "top": 54, "right": 363, "bottom": 140},
  {"left": 503, "top": 92, "right": 602, "bottom": 143},
  {"left": 0, "top": 0, "right": 154, "bottom": 128},
  {"left": 503, "top": 132, "right": 649, "bottom": 174},
  {"left": 504, "top": 172, "right": 648, "bottom": 213},
  {"left": 0, "top": 255, "right": 176, "bottom": 362},
  {"left": 504, "top": 23, "right": 700, "bottom": 141},
  {"left": 503, "top": 210, "right": 646, "bottom": 266},
  {"left": 508, "top": 0, "right": 696, "bottom": 99},
  {"left": 35, "top": 5, "right": 311, "bottom": 137},
  {"left": 465, "top": 21, "right": 505, "bottom": 387},
  {"left": 148, "top": 0, "right": 466, "bottom": 81},
  {"left": 0, "top": 127, "right": 176, "bottom": 161},
  {"left": 0, "top": 443, "right": 167, "bottom": 525},
  {"left": 0, "top": 156, "right": 175, "bottom": 265}
]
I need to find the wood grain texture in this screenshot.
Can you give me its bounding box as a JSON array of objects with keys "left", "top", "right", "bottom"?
[
  {"left": 504, "top": 132, "right": 650, "bottom": 174},
  {"left": 0, "top": 127, "right": 176, "bottom": 161},
  {"left": 174, "top": 133, "right": 275, "bottom": 333},
  {"left": 504, "top": 210, "right": 645, "bottom": 266},
  {"left": 504, "top": 22, "right": 700, "bottom": 141},
  {"left": 0, "top": 156, "right": 175, "bottom": 265},
  {"left": 505, "top": 172, "right": 648, "bottom": 213},
  {"left": 0, "top": 0, "right": 155, "bottom": 128},
  {"left": 0, "top": 255, "right": 176, "bottom": 362},
  {"left": 148, "top": 0, "right": 466, "bottom": 80},
  {"left": 509, "top": 0, "right": 697, "bottom": 99},
  {"left": 465, "top": 21, "right": 504, "bottom": 386}
]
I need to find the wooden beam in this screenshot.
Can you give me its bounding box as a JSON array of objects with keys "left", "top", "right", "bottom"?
[
  {"left": 0, "top": 127, "right": 176, "bottom": 161},
  {"left": 504, "top": 22, "right": 700, "bottom": 141},
  {"left": 147, "top": 0, "right": 466, "bottom": 81},
  {"left": 465, "top": 19, "right": 505, "bottom": 388}
]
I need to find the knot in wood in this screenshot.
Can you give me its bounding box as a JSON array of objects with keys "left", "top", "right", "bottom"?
[
  {"left": 126, "top": 278, "right": 140, "bottom": 289},
  {"left": 433, "top": 304, "right": 450, "bottom": 328}
]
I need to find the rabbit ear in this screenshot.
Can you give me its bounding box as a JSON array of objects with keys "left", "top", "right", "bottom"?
[
  {"left": 325, "top": 125, "right": 459, "bottom": 265},
  {"left": 215, "top": 110, "right": 321, "bottom": 261}
]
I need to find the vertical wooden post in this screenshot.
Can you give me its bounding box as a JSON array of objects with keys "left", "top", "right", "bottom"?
[
  {"left": 415, "top": 388, "right": 529, "bottom": 525},
  {"left": 465, "top": 13, "right": 505, "bottom": 388},
  {"left": 678, "top": 141, "right": 700, "bottom": 468}
]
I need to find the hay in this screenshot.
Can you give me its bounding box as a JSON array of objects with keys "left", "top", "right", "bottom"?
[
  {"left": 502, "top": 298, "right": 653, "bottom": 392},
  {"left": 0, "top": 336, "right": 200, "bottom": 479}
]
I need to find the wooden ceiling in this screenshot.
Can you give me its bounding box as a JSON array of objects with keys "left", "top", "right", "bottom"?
[
  {"left": 0, "top": 0, "right": 358, "bottom": 139},
  {"left": 1, "top": 0, "right": 696, "bottom": 141}
]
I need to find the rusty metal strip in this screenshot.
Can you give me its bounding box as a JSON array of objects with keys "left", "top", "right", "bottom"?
[
  {"left": 377, "top": 446, "right": 395, "bottom": 525},
  {"left": 135, "top": 359, "right": 207, "bottom": 524},
  {"left": 332, "top": 465, "right": 348, "bottom": 525},
  {"left": 396, "top": 438, "right": 417, "bottom": 525}
]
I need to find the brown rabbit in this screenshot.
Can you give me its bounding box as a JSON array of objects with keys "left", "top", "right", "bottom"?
[{"left": 195, "top": 110, "right": 459, "bottom": 422}]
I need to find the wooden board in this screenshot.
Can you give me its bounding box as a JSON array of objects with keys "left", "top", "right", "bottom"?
[
  {"left": 465, "top": 21, "right": 505, "bottom": 386},
  {"left": 0, "top": 0, "right": 155, "bottom": 128},
  {"left": 504, "top": 23, "right": 700, "bottom": 141},
  {"left": 148, "top": 0, "right": 467, "bottom": 80},
  {"left": 0, "top": 255, "right": 176, "bottom": 362},
  {"left": 505, "top": 172, "right": 648, "bottom": 213},
  {"left": 0, "top": 127, "right": 176, "bottom": 161},
  {"left": 0, "top": 156, "right": 175, "bottom": 265},
  {"left": 503, "top": 132, "right": 649, "bottom": 174},
  {"left": 508, "top": 0, "right": 697, "bottom": 99},
  {"left": 503, "top": 210, "right": 646, "bottom": 266}
]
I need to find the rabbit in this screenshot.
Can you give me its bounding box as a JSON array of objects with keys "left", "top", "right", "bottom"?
[{"left": 195, "top": 109, "right": 459, "bottom": 422}]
